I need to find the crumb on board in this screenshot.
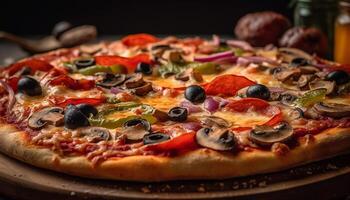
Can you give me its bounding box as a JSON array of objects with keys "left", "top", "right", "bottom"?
[
  {"left": 141, "top": 187, "right": 151, "bottom": 193},
  {"left": 197, "top": 186, "right": 206, "bottom": 192},
  {"left": 258, "top": 181, "right": 267, "bottom": 187}
]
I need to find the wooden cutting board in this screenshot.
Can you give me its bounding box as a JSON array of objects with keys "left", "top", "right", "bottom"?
[{"left": 0, "top": 152, "right": 350, "bottom": 200}]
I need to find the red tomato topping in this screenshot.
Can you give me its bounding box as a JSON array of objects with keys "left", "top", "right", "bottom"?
[
  {"left": 145, "top": 133, "right": 199, "bottom": 155},
  {"left": 95, "top": 54, "right": 151, "bottom": 73},
  {"left": 205, "top": 75, "right": 255, "bottom": 96},
  {"left": 49, "top": 75, "right": 95, "bottom": 90},
  {"left": 4, "top": 59, "right": 53, "bottom": 76},
  {"left": 121, "top": 33, "right": 159, "bottom": 47}
]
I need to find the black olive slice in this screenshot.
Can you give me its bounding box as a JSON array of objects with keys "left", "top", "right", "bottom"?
[
  {"left": 74, "top": 58, "right": 95, "bottom": 69},
  {"left": 76, "top": 104, "right": 98, "bottom": 117},
  {"left": 64, "top": 105, "right": 90, "bottom": 129},
  {"left": 168, "top": 107, "right": 188, "bottom": 122},
  {"left": 143, "top": 133, "right": 170, "bottom": 145},
  {"left": 18, "top": 76, "right": 42, "bottom": 96}
]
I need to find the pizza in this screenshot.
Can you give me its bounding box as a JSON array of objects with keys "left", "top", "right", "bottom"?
[{"left": 0, "top": 33, "right": 350, "bottom": 181}]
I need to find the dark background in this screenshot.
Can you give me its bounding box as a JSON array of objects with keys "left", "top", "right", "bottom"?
[{"left": 0, "top": 0, "right": 293, "bottom": 36}]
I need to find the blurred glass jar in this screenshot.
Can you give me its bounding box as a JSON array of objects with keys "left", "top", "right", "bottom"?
[
  {"left": 294, "top": 0, "right": 337, "bottom": 58},
  {"left": 334, "top": 1, "right": 350, "bottom": 64}
]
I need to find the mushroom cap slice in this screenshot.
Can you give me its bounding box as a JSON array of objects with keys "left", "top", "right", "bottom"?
[
  {"left": 313, "top": 102, "right": 350, "bottom": 118},
  {"left": 96, "top": 73, "right": 126, "bottom": 88},
  {"left": 28, "top": 107, "right": 64, "bottom": 129},
  {"left": 199, "top": 116, "right": 232, "bottom": 128},
  {"left": 249, "top": 122, "right": 293, "bottom": 146},
  {"left": 124, "top": 73, "right": 145, "bottom": 89},
  {"left": 309, "top": 80, "right": 335, "bottom": 95},
  {"left": 76, "top": 127, "right": 110, "bottom": 142},
  {"left": 122, "top": 118, "right": 151, "bottom": 141},
  {"left": 132, "top": 82, "right": 153, "bottom": 96},
  {"left": 196, "top": 127, "right": 236, "bottom": 151}
]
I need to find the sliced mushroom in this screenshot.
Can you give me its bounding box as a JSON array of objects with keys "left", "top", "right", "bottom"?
[
  {"left": 249, "top": 122, "right": 293, "bottom": 146},
  {"left": 299, "top": 66, "right": 320, "bottom": 74},
  {"left": 152, "top": 109, "right": 169, "bottom": 122},
  {"left": 288, "top": 108, "right": 304, "bottom": 120},
  {"left": 132, "top": 82, "right": 153, "bottom": 96},
  {"left": 76, "top": 127, "right": 110, "bottom": 142},
  {"left": 297, "top": 74, "right": 316, "bottom": 89},
  {"left": 28, "top": 107, "right": 64, "bottom": 129},
  {"left": 196, "top": 127, "right": 236, "bottom": 151},
  {"left": 162, "top": 50, "right": 184, "bottom": 63},
  {"left": 279, "top": 47, "right": 313, "bottom": 63},
  {"left": 313, "top": 102, "right": 350, "bottom": 118},
  {"left": 175, "top": 68, "right": 203, "bottom": 82},
  {"left": 96, "top": 73, "right": 126, "bottom": 88},
  {"left": 124, "top": 73, "right": 145, "bottom": 89},
  {"left": 279, "top": 92, "right": 299, "bottom": 106},
  {"left": 274, "top": 68, "right": 301, "bottom": 83},
  {"left": 122, "top": 118, "right": 151, "bottom": 141},
  {"left": 309, "top": 80, "right": 335, "bottom": 95},
  {"left": 199, "top": 116, "right": 232, "bottom": 128}
]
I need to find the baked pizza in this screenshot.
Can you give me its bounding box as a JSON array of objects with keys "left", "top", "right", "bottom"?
[{"left": 1, "top": 33, "right": 350, "bottom": 181}]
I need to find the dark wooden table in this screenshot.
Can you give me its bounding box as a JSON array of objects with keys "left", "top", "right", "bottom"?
[{"left": 0, "top": 39, "right": 350, "bottom": 200}]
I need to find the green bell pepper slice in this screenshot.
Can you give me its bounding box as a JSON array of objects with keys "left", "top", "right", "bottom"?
[
  {"left": 89, "top": 114, "right": 157, "bottom": 129},
  {"left": 78, "top": 65, "right": 127, "bottom": 75},
  {"left": 191, "top": 62, "right": 220, "bottom": 74},
  {"left": 293, "top": 88, "right": 327, "bottom": 107}
]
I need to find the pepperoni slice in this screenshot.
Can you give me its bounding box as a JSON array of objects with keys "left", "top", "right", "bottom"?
[
  {"left": 226, "top": 98, "right": 282, "bottom": 127},
  {"left": 205, "top": 74, "right": 255, "bottom": 96},
  {"left": 121, "top": 33, "right": 159, "bottom": 47}
]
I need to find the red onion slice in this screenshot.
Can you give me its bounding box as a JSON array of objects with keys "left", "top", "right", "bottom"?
[
  {"left": 0, "top": 80, "right": 16, "bottom": 114},
  {"left": 212, "top": 35, "right": 220, "bottom": 46},
  {"left": 110, "top": 87, "right": 123, "bottom": 94},
  {"left": 226, "top": 40, "right": 253, "bottom": 51},
  {"left": 180, "top": 101, "right": 202, "bottom": 114},
  {"left": 182, "top": 122, "right": 202, "bottom": 131},
  {"left": 213, "top": 56, "right": 238, "bottom": 64},
  {"left": 268, "top": 87, "right": 286, "bottom": 93},
  {"left": 194, "top": 51, "right": 233, "bottom": 62},
  {"left": 204, "top": 96, "right": 220, "bottom": 112},
  {"left": 237, "top": 56, "right": 279, "bottom": 66}
]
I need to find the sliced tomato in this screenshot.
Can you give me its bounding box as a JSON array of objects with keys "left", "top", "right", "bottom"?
[
  {"left": 121, "top": 33, "right": 159, "bottom": 47},
  {"left": 4, "top": 59, "right": 53, "bottom": 76},
  {"left": 226, "top": 98, "right": 283, "bottom": 127},
  {"left": 6, "top": 77, "right": 20, "bottom": 92},
  {"left": 95, "top": 53, "right": 151, "bottom": 73},
  {"left": 49, "top": 75, "right": 95, "bottom": 90},
  {"left": 181, "top": 37, "right": 204, "bottom": 47},
  {"left": 205, "top": 74, "right": 255, "bottom": 96},
  {"left": 145, "top": 133, "right": 199, "bottom": 155},
  {"left": 50, "top": 97, "right": 105, "bottom": 107}
]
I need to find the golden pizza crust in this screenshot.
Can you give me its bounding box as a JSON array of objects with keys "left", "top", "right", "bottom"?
[{"left": 0, "top": 123, "right": 349, "bottom": 182}]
